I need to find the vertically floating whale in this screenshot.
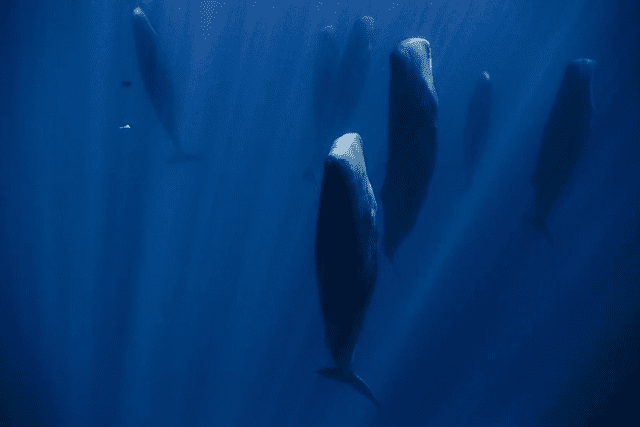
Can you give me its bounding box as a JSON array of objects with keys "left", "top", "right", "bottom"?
[
  {"left": 315, "top": 133, "right": 379, "bottom": 406},
  {"left": 380, "top": 38, "right": 439, "bottom": 259},
  {"left": 331, "top": 16, "right": 375, "bottom": 135},
  {"left": 306, "top": 18, "right": 375, "bottom": 185},
  {"left": 312, "top": 25, "right": 340, "bottom": 138},
  {"left": 529, "top": 59, "right": 596, "bottom": 240},
  {"left": 463, "top": 71, "right": 492, "bottom": 184},
  {"left": 132, "top": 7, "right": 200, "bottom": 164}
]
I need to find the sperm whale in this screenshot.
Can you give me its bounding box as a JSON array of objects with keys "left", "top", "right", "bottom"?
[
  {"left": 463, "top": 71, "right": 492, "bottom": 185},
  {"left": 380, "top": 38, "right": 439, "bottom": 259},
  {"left": 315, "top": 133, "right": 379, "bottom": 406},
  {"left": 132, "top": 7, "right": 202, "bottom": 164},
  {"left": 305, "top": 17, "right": 375, "bottom": 186},
  {"left": 529, "top": 58, "right": 596, "bottom": 241}
]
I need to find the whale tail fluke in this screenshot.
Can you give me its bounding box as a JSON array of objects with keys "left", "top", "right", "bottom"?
[
  {"left": 526, "top": 216, "right": 554, "bottom": 245},
  {"left": 165, "top": 150, "right": 207, "bottom": 165},
  {"left": 318, "top": 366, "right": 380, "bottom": 406}
]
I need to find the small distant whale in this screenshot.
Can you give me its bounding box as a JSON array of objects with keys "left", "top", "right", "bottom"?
[
  {"left": 132, "top": 7, "right": 201, "bottom": 164},
  {"left": 463, "top": 71, "right": 492, "bottom": 185},
  {"left": 121, "top": 81, "right": 132, "bottom": 87},
  {"left": 315, "top": 133, "right": 379, "bottom": 406},
  {"left": 529, "top": 59, "right": 596, "bottom": 241},
  {"left": 380, "top": 38, "right": 439, "bottom": 259},
  {"left": 312, "top": 25, "right": 340, "bottom": 139},
  {"left": 305, "top": 18, "right": 375, "bottom": 186},
  {"left": 331, "top": 16, "right": 375, "bottom": 135}
]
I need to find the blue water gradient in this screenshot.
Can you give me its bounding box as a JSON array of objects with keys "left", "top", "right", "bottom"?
[{"left": 0, "top": 1, "right": 637, "bottom": 425}]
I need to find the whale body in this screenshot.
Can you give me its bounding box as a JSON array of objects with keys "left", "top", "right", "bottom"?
[
  {"left": 306, "top": 18, "right": 375, "bottom": 186},
  {"left": 315, "top": 133, "right": 379, "bottom": 405},
  {"left": 380, "top": 38, "right": 439, "bottom": 258},
  {"left": 132, "top": 7, "right": 201, "bottom": 164},
  {"left": 331, "top": 16, "right": 375, "bottom": 135},
  {"left": 529, "top": 59, "right": 596, "bottom": 239},
  {"left": 312, "top": 25, "right": 340, "bottom": 139},
  {"left": 463, "top": 71, "right": 492, "bottom": 184}
]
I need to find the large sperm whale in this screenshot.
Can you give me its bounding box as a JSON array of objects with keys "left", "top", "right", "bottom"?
[
  {"left": 132, "top": 7, "right": 201, "bottom": 164},
  {"left": 463, "top": 71, "right": 492, "bottom": 184},
  {"left": 315, "top": 133, "right": 379, "bottom": 406},
  {"left": 529, "top": 58, "right": 596, "bottom": 241},
  {"left": 380, "top": 38, "right": 439, "bottom": 259}
]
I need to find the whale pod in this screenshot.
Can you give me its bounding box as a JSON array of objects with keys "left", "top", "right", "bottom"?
[
  {"left": 463, "top": 71, "right": 492, "bottom": 184},
  {"left": 315, "top": 133, "right": 379, "bottom": 405},
  {"left": 529, "top": 59, "right": 596, "bottom": 240},
  {"left": 380, "top": 38, "right": 439, "bottom": 258}
]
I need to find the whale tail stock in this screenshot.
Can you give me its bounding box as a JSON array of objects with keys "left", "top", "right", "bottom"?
[
  {"left": 165, "top": 150, "right": 207, "bottom": 165},
  {"left": 526, "top": 216, "right": 554, "bottom": 246},
  {"left": 318, "top": 366, "right": 380, "bottom": 406}
]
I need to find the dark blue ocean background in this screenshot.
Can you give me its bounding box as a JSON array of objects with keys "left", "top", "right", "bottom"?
[{"left": 1, "top": 0, "right": 638, "bottom": 425}]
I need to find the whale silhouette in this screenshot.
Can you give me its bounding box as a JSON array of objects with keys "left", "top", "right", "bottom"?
[
  {"left": 132, "top": 7, "right": 202, "bottom": 164},
  {"left": 529, "top": 59, "right": 596, "bottom": 241},
  {"left": 305, "top": 17, "right": 375, "bottom": 186},
  {"left": 463, "top": 71, "right": 492, "bottom": 185},
  {"left": 381, "top": 38, "right": 439, "bottom": 259},
  {"left": 331, "top": 16, "right": 375, "bottom": 135},
  {"left": 315, "top": 133, "right": 379, "bottom": 406}
]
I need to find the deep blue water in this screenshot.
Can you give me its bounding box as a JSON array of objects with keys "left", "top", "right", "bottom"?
[{"left": 1, "top": 0, "right": 638, "bottom": 425}]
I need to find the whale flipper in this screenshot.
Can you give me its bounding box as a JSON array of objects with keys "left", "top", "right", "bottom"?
[{"left": 318, "top": 366, "right": 380, "bottom": 406}]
